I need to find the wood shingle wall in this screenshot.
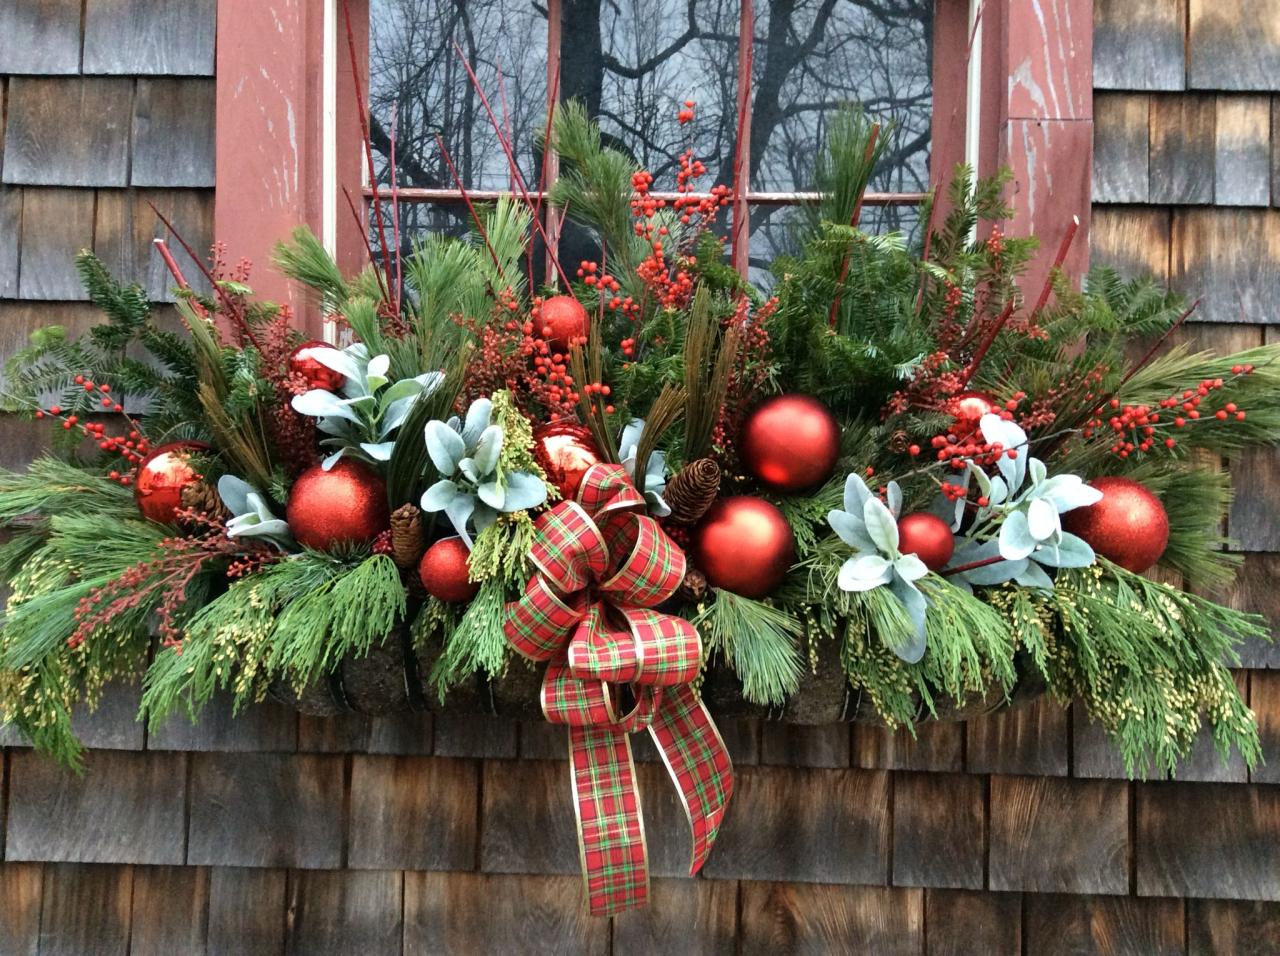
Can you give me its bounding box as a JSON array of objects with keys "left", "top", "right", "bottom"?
[{"left": 3, "top": 1, "right": 1280, "bottom": 953}]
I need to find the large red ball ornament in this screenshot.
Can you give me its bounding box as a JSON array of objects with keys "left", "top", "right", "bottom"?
[
  {"left": 948, "top": 390, "right": 998, "bottom": 439},
  {"left": 134, "top": 441, "right": 207, "bottom": 524},
  {"left": 288, "top": 340, "right": 347, "bottom": 392},
  {"left": 540, "top": 295, "right": 589, "bottom": 350},
  {"left": 740, "top": 394, "right": 841, "bottom": 493},
  {"left": 692, "top": 496, "right": 796, "bottom": 599},
  {"left": 418, "top": 537, "right": 479, "bottom": 603},
  {"left": 1061, "top": 476, "right": 1169, "bottom": 574},
  {"left": 532, "top": 420, "right": 602, "bottom": 500},
  {"left": 287, "top": 460, "right": 390, "bottom": 551},
  {"left": 897, "top": 512, "right": 955, "bottom": 571}
]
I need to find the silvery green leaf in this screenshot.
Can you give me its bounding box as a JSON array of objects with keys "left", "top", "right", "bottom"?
[
  {"left": 380, "top": 377, "right": 427, "bottom": 407},
  {"left": 461, "top": 399, "right": 493, "bottom": 448},
  {"left": 998, "top": 509, "right": 1037, "bottom": 560},
  {"left": 420, "top": 479, "right": 460, "bottom": 512},
  {"left": 500, "top": 471, "right": 549, "bottom": 512},
  {"left": 366, "top": 354, "right": 391, "bottom": 392},
  {"left": 619, "top": 418, "right": 645, "bottom": 458},
  {"left": 1014, "top": 560, "right": 1055, "bottom": 590},
  {"left": 472, "top": 501, "right": 499, "bottom": 535},
  {"left": 863, "top": 497, "right": 899, "bottom": 554},
  {"left": 987, "top": 475, "right": 1009, "bottom": 507},
  {"left": 445, "top": 494, "right": 477, "bottom": 548},
  {"left": 292, "top": 389, "right": 363, "bottom": 423},
  {"left": 359, "top": 441, "right": 396, "bottom": 461},
  {"left": 968, "top": 463, "right": 992, "bottom": 497},
  {"left": 246, "top": 491, "right": 277, "bottom": 522},
  {"left": 472, "top": 424, "right": 504, "bottom": 475},
  {"left": 837, "top": 554, "right": 893, "bottom": 592},
  {"left": 321, "top": 448, "right": 346, "bottom": 470},
  {"left": 646, "top": 491, "right": 672, "bottom": 518},
  {"left": 216, "top": 475, "right": 253, "bottom": 516},
  {"left": 1029, "top": 456, "right": 1047, "bottom": 487},
  {"left": 887, "top": 577, "right": 928, "bottom": 663},
  {"left": 476, "top": 479, "right": 505, "bottom": 511},
  {"left": 1040, "top": 474, "right": 1103, "bottom": 513},
  {"left": 1034, "top": 531, "right": 1095, "bottom": 569},
  {"left": 963, "top": 556, "right": 1026, "bottom": 586},
  {"left": 828, "top": 509, "right": 875, "bottom": 552},
  {"left": 1027, "top": 497, "right": 1060, "bottom": 541},
  {"left": 425, "top": 420, "right": 465, "bottom": 475},
  {"left": 886, "top": 480, "right": 903, "bottom": 518},
  {"left": 458, "top": 458, "right": 481, "bottom": 484},
  {"left": 415, "top": 371, "right": 444, "bottom": 393},
  {"left": 379, "top": 395, "right": 419, "bottom": 437},
  {"left": 894, "top": 552, "right": 930, "bottom": 583},
  {"left": 981, "top": 413, "right": 1027, "bottom": 491},
  {"left": 843, "top": 472, "right": 873, "bottom": 514}
]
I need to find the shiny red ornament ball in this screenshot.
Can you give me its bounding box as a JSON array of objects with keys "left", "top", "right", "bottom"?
[
  {"left": 134, "top": 441, "right": 207, "bottom": 524},
  {"left": 1061, "top": 476, "right": 1169, "bottom": 574},
  {"left": 286, "top": 460, "right": 390, "bottom": 551},
  {"left": 532, "top": 420, "right": 602, "bottom": 500},
  {"left": 896, "top": 512, "right": 955, "bottom": 571},
  {"left": 692, "top": 496, "right": 795, "bottom": 599},
  {"left": 540, "top": 295, "right": 589, "bottom": 350},
  {"left": 418, "top": 537, "right": 479, "bottom": 603},
  {"left": 740, "top": 394, "right": 841, "bottom": 493},
  {"left": 288, "top": 340, "right": 347, "bottom": 391},
  {"left": 948, "top": 390, "right": 997, "bottom": 439}
]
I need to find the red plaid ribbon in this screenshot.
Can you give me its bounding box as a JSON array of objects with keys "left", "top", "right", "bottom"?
[{"left": 504, "top": 463, "right": 734, "bottom": 915}]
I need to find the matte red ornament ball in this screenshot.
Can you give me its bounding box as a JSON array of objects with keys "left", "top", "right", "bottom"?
[
  {"left": 740, "top": 394, "right": 841, "bottom": 492},
  {"left": 418, "top": 537, "right": 479, "bottom": 603},
  {"left": 1061, "top": 476, "right": 1169, "bottom": 574},
  {"left": 286, "top": 460, "right": 390, "bottom": 551},
  {"left": 540, "top": 295, "right": 589, "bottom": 350},
  {"left": 531, "top": 420, "right": 602, "bottom": 500},
  {"left": 897, "top": 512, "right": 955, "bottom": 571},
  {"left": 948, "top": 390, "right": 997, "bottom": 439},
  {"left": 692, "top": 496, "right": 795, "bottom": 599},
  {"left": 288, "top": 340, "right": 347, "bottom": 392},
  {"left": 134, "top": 441, "right": 207, "bottom": 524}
]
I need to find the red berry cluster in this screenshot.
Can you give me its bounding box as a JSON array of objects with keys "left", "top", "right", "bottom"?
[
  {"left": 673, "top": 149, "right": 730, "bottom": 227},
  {"left": 34, "top": 376, "right": 150, "bottom": 484},
  {"left": 576, "top": 261, "right": 639, "bottom": 319},
  {"left": 929, "top": 427, "right": 1019, "bottom": 471},
  {"left": 985, "top": 224, "right": 1005, "bottom": 256},
  {"left": 458, "top": 304, "right": 577, "bottom": 419}
]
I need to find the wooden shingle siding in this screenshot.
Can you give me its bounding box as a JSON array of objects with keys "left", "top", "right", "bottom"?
[
  {"left": 1171, "top": 208, "right": 1280, "bottom": 322},
  {"left": 737, "top": 882, "right": 923, "bottom": 956},
  {"left": 286, "top": 869, "right": 405, "bottom": 956},
  {"left": 130, "top": 79, "right": 216, "bottom": 188},
  {"left": 206, "top": 867, "right": 287, "bottom": 956},
  {"left": 1149, "top": 94, "right": 1216, "bottom": 205},
  {"left": 37, "top": 863, "right": 133, "bottom": 956},
  {"left": 2, "top": 78, "right": 133, "bottom": 187},
  {"left": 16, "top": 188, "right": 94, "bottom": 300},
  {"left": 1214, "top": 95, "right": 1273, "bottom": 207},
  {"left": 1093, "top": 94, "right": 1150, "bottom": 203},
  {"left": 82, "top": 0, "right": 216, "bottom": 77},
  {"left": 1187, "top": 0, "right": 1280, "bottom": 92},
  {"left": 1023, "top": 893, "right": 1185, "bottom": 955},
  {"left": 1093, "top": 0, "right": 1187, "bottom": 92},
  {"left": 127, "top": 866, "right": 210, "bottom": 956},
  {"left": 1188, "top": 898, "right": 1280, "bottom": 953},
  {"left": 0, "top": 0, "right": 83, "bottom": 77}
]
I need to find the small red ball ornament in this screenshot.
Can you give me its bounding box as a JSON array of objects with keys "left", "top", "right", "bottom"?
[
  {"left": 1062, "top": 476, "right": 1169, "bottom": 574},
  {"left": 288, "top": 340, "right": 347, "bottom": 392},
  {"left": 540, "top": 295, "right": 589, "bottom": 350},
  {"left": 692, "top": 496, "right": 795, "bottom": 599},
  {"left": 532, "top": 420, "right": 602, "bottom": 500},
  {"left": 418, "top": 537, "right": 479, "bottom": 603},
  {"left": 134, "top": 441, "right": 207, "bottom": 524},
  {"left": 740, "top": 394, "right": 841, "bottom": 492},
  {"left": 896, "top": 512, "right": 955, "bottom": 571},
  {"left": 287, "top": 460, "right": 390, "bottom": 551},
  {"left": 948, "top": 390, "right": 997, "bottom": 439}
]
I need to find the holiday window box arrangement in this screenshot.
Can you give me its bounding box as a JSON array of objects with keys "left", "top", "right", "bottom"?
[{"left": 0, "top": 105, "right": 1275, "bottom": 915}]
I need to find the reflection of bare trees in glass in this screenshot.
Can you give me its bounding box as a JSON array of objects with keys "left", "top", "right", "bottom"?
[{"left": 368, "top": 0, "right": 932, "bottom": 257}]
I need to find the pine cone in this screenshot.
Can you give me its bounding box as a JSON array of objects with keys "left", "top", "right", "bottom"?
[
  {"left": 390, "top": 503, "right": 426, "bottom": 570},
  {"left": 665, "top": 458, "right": 721, "bottom": 524},
  {"left": 180, "top": 480, "right": 227, "bottom": 519},
  {"left": 678, "top": 567, "right": 708, "bottom": 603}
]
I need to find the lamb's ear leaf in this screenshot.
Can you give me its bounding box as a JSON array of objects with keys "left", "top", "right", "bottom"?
[
  {"left": 425, "top": 420, "right": 465, "bottom": 474},
  {"left": 887, "top": 578, "right": 928, "bottom": 663}
]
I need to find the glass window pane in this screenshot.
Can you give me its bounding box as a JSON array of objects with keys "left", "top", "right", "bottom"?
[{"left": 747, "top": 201, "right": 922, "bottom": 287}]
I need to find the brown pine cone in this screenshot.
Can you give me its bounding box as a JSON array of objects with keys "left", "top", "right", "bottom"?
[
  {"left": 664, "top": 458, "right": 721, "bottom": 524},
  {"left": 677, "top": 567, "right": 708, "bottom": 603},
  {"left": 181, "top": 480, "right": 228, "bottom": 519},
  {"left": 390, "top": 503, "right": 426, "bottom": 570}
]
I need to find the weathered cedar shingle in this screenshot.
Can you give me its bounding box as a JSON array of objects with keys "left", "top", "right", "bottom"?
[
  {"left": 924, "top": 889, "right": 1021, "bottom": 956},
  {"left": 989, "top": 776, "right": 1129, "bottom": 894},
  {"left": 6, "top": 751, "right": 186, "bottom": 865},
  {"left": 1187, "top": 0, "right": 1280, "bottom": 91},
  {"left": 297, "top": 711, "right": 433, "bottom": 754},
  {"left": 1273, "top": 97, "right": 1280, "bottom": 208},
  {"left": 1218, "top": 554, "right": 1280, "bottom": 668},
  {"left": 0, "top": 302, "right": 100, "bottom": 387},
  {"left": 348, "top": 755, "right": 478, "bottom": 871},
  {"left": 149, "top": 691, "right": 298, "bottom": 752},
  {"left": 1252, "top": 671, "right": 1280, "bottom": 784},
  {"left": 130, "top": 79, "right": 216, "bottom": 188},
  {"left": 187, "top": 753, "right": 345, "bottom": 869},
  {"left": 1229, "top": 450, "right": 1280, "bottom": 551},
  {"left": 852, "top": 721, "right": 963, "bottom": 772},
  {"left": 1149, "top": 95, "right": 1216, "bottom": 205},
  {"left": 37, "top": 863, "right": 132, "bottom": 956},
  {"left": 702, "top": 766, "right": 889, "bottom": 885},
  {"left": 1093, "top": 0, "right": 1187, "bottom": 91},
  {"left": 518, "top": 719, "right": 565, "bottom": 760},
  {"left": 3, "top": 78, "right": 132, "bottom": 187},
  {"left": 1090, "top": 207, "right": 1171, "bottom": 286},
  {"left": 1188, "top": 898, "right": 1280, "bottom": 953},
  {"left": 432, "top": 713, "right": 518, "bottom": 758},
  {"left": 69, "top": 681, "right": 145, "bottom": 751},
  {"left": 17, "top": 188, "right": 94, "bottom": 300},
  {"left": 892, "top": 772, "right": 985, "bottom": 890},
  {"left": 966, "top": 697, "right": 1069, "bottom": 776},
  {"left": 1023, "top": 894, "right": 1185, "bottom": 955},
  {"left": 1215, "top": 96, "right": 1273, "bottom": 207},
  {"left": 82, "top": 0, "right": 216, "bottom": 77},
  {"left": 0, "top": 187, "right": 20, "bottom": 298},
  {"left": 404, "top": 871, "right": 609, "bottom": 955},
  {"left": 207, "top": 867, "right": 287, "bottom": 956},
  {"left": 286, "top": 870, "right": 404, "bottom": 956},
  {"left": 0, "top": 0, "right": 83, "bottom": 76},
  {"left": 1171, "top": 208, "right": 1280, "bottom": 323},
  {"left": 128, "top": 866, "right": 210, "bottom": 956},
  {"left": 1073, "top": 702, "right": 1154, "bottom": 780},
  {"left": 760, "top": 722, "right": 850, "bottom": 768},
  {"left": 737, "top": 883, "right": 923, "bottom": 956},
  {"left": 1137, "top": 781, "right": 1280, "bottom": 900},
  {"left": 611, "top": 878, "right": 738, "bottom": 956},
  {"left": 0, "top": 863, "right": 42, "bottom": 955},
  {"left": 1093, "top": 94, "right": 1150, "bottom": 204},
  {"left": 92, "top": 189, "right": 214, "bottom": 302},
  {"left": 480, "top": 758, "right": 578, "bottom": 876}
]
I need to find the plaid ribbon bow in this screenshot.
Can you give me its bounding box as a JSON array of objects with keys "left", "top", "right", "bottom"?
[{"left": 504, "top": 462, "right": 734, "bottom": 915}]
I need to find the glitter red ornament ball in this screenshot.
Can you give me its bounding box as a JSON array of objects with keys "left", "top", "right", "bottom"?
[
  {"left": 287, "top": 460, "right": 390, "bottom": 551},
  {"left": 692, "top": 496, "right": 795, "bottom": 599},
  {"left": 1061, "top": 476, "right": 1169, "bottom": 574},
  {"left": 896, "top": 512, "right": 955, "bottom": 571},
  {"left": 288, "top": 340, "right": 347, "bottom": 392},
  {"left": 418, "top": 537, "right": 479, "bottom": 603},
  {"left": 134, "top": 441, "right": 207, "bottom": 524},
  {"left": 532, "top": 420, "right": 602, "bottom": 500},
  {"left": 740, "top": 394, "right": 841, "bottom": 493},
  {"left": 540, "top": 295, "right": 589, "bottom": 350},
  {"left": 948, "top": 390, "right": 997, "bottom": 439}
]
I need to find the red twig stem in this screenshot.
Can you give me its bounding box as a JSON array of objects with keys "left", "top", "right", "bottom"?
[
  {"left": 912, "top": 186, "right": 939, "bottom": 314},
  {"left": 827, "top": 124, "right": 882, "bottom": 329},
  {"left": 1029, "top": 215, "right": 1079, "bottom": 317},
  {"left": 153, "top": 239, "right": 191, "bottom": 290},
  {"left": 435, "top": 134, "right": 504, "bottom": 278},
  {"left": 1119, "top": 298, "right": 1202, "bottom": 387},
  {"left": 940, "top": 554, "right": 1005, "bottom": 577}
]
